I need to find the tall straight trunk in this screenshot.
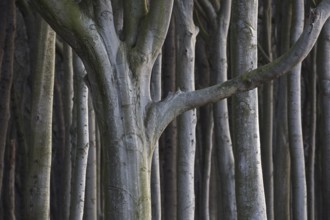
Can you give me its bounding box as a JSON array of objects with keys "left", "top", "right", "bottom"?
[
  {"left": 62, "top": 44, "right": 74, "bottom": 220},
  {"left": 317, "top": 19, "right": 330, "bottom": 219},
  {"left": 161, "top": 18, "right": 177, "bottom": 220},
  {"left": 70, "top": 55, "right": 89, "bottom": 220},
  {"left": 83, "top": 98, "right": 97, "bottom": 220},
  {"left": 288, "top": 1, "right": 307, "bottom": 219},
  {"left": 174, "top": 1, "right": 198, "bottom": 219},
  {"left": 25, "top": 17, "right": 56, "bottom": 220},
  {"left": 260, "top": 0, "right": 274, "bottom": 219},
  {"left": 273, "top": 1, "right": 291, "bottom": 219},
  {"left": 150, "top": 54, "right": 162, "bottom": 220},
  {"left": 304, "top": 48, "right": 317, "bottom": 220},
  {"left": 210, "top": 0, "right": 237, "bottom": 219},
  {"left": 0, "top": 0, "right": 15, "bottom": 200},
  {"left": 231, "top": 0, "right": 267, "bottom": 219}
]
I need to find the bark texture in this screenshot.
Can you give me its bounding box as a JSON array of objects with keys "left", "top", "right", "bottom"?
[
  {"left": 70, "top": 55, "right": 89, "bottom": 220},
  {"left": 288, "top": 1, "right": 307, "bottom": 219},
  {"left": 231, "top": 0, "right": 267, "bottom": 219},
  {"left": 25, "top": 18, "right": 56, "bottom": 220},
  {"left": 317, "top": 19, "right": 330, "bottom": 219},
  {"left": 0, "top": 0, "right": 15, "bottom": 200},
  {"left": 174, "top": 1, "right": 198, "bottom": 219}
]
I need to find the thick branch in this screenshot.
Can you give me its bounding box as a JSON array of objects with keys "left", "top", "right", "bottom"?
[
  {"left": 123, "top": 0, "right": 147, "bottom": 47},
  {"left": 150, "top": 1, "right": 330, "bottom": 140},
  {"left": 134, "top": 0, "right": 174, "bottom": 61}
]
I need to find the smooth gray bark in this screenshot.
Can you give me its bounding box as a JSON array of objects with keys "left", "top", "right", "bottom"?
[
  {"left": 288, "top": 1, "right": 307, "bottom": 219},
  {"left": 83, "top": 98, "right": 97, "bottom": 220},
  {"left": 62, "top": 44, "right": 74, "bottom": 220},
  {"left": 174, "top": 1, "right": 198, "bottom": 219},
  {"left": 161, "top": 19, "right": 178, "bottom": 220},
  {"left": 209, "top": 0, "right": 237, "bottom": 219},
  {"left": 0, "top": 0, "right": 15, "bottom": 202},
  {"left": 231, "top": 0, "right": 267, "bottom": 219},
  {"left": 150, "top": 54, "right": 162, "bottom": 220},
  {"left": 25, "top": 18, "right": 56, "bottom": 220},
  {"left": 260, "top": 0, "right": 274, "bottom": 219},
  {"left": 304, "top": 48, "right": 317, "bottom": 220},
  {"left": 70, "top": 55, "right": 89, "bottom": 220},
  {"left": 317, "top": 19, "right": 330, "bottom": 219},
  {"left": 273, "top": 1, "right": 291, "bottom": 219},
  {"left": 28, "top": 0, "right": 330, "bottom": 218}
]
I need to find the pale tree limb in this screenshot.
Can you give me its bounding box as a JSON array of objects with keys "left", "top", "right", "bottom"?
[
  {"left": 123, "top": 0, "right": 147, "bottom": 47},
  {"left": 134, "top": 0, "right": 174, "bottom": 62},
  {"left": 150, "top": 0, "right": 330, "bottom": 140},
  {"left": 288, "top": 0, "right": 307, "bottom": 219}
]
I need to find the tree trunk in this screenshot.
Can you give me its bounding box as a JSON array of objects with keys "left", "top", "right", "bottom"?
[
  {"left": 62, "top": 43, "right": 74, "bottom": 220},
  {"left": 83, "top": 98, "right": 97, "bottom": 220},
  {"left": 288, "top": 1, "right": 307, "bottom": 219},
  {"left": 0, "top": 0, "right": 15, "bottom": 201},
  {"left": 273, "top": 1, "right": 292, "bottom": 219},
  {"left": 174, "top": 1, "right": 198, "bottom": 219},
  {"left": 70, "top": 55, "right": 89, "bottom": 220},
  {"left": 260, "top": 0, "right": 274, "bottom": 219},
  {"left": 317, "top": 19, "right": 330, "bottom": 219},
  {"left": 209, "top": 0, "right": 237, "bottom": 219},
  {"left": 150, "top": 54, "right": 162, "bottom": 220},
  {"left": 302, "top": 48, "right": 317, "bottom": 220},
  {"left": 160, "top": 18, "right": 178, "bottom": 220},
  {"left": 231, "top": 0, "right": 267, "bottom": 219},
  {"left": 25, "top": 17, "right": 56, "bottom": 220}
]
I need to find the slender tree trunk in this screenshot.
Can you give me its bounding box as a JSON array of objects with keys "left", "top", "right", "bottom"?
[
  {"left": 273, "top": 1, "right": 291, "bottom": 219},
  {"left": 25, "top": 17, "right": 56, "bottom": 220},
  {"left": 161, "top": 18, "right": 178, "bottom": 220},
  {"left": 0, "top": 0, "right": 15, "bottom": 201},
  {"left": 150, "top": 54, "right": 162, "bottom": 220},
  {"left": 174, "top": 1, "right": 198, "bottom": 219},
  {"left": 210, "top": 0, "right": 237, "bottom": 219},
  {"left": 70, "top": 55, "right": 89, "bottom": 220},
  {"left": 195, "top": 37, "right": 212, "bottom": 220},
  {"left": 303, "top": 48, "right": 317, "bottom": 220},
  {"left": 288, "top": 1, "right": 307, "bottom": 219},
  {"left": 231, "top": 0, "right": 267, "bottom": 219},
  {"left": 83, "top": 98, "right": 97, "bottom": 220},
  {"left": 260, "top": 0, "right": 274, "bottom": 219},
  {"left": 62, "top": 44, "right": 74, "bottom": 220},
  {"left": 317, "top": 19, "right": 330, "bottom": 219}
]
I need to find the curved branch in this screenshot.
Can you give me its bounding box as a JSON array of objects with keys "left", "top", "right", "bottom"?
[
  {"left": 198, "top": 0, "right": 217, "bottom": 27},
  {"left": 149, "top": 0, "right": 330, "bottom": 140},
  {"left": 123, "top": 0, "right": 147, "bottom": 47},
  {"left": 134, "top": 0, "right": 174, "bottom": 61}
]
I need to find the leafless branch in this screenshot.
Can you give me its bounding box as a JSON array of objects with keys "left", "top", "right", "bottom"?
[{"left": 150, "top": 0, "right": 330, "bottom": 140}]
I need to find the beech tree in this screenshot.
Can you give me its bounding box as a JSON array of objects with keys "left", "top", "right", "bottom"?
[{"left": 1, "top": 0, "right": 330, "bottom": 219}]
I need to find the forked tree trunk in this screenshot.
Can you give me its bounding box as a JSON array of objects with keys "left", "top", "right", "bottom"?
[
  {"left": 28, "top": 0, "right": 330, "bottom": 219},
  {"left": 231, "top": 0, "right": 267, "bottom": 219},
  {"left": 210, "top": 0, "right": 237, "bottom": 219}
]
